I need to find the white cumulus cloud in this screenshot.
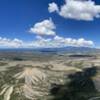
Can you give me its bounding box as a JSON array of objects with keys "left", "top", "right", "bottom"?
[
  {"left": 0, "top": 37, "right": 23, "bottom": 48},
  {"left": 0, "top": 36, "right": 94, "bottom": 48},
  {"left": 48, "top": 2, "right": 59, "bottom": 13},
  {"left": 31, "top": 35, "right": 94, "bottom": 48},
  {"left": 48, "top": 0, "right": 100, "bottom": 21},
  {"left": 29, "top": 18, "right": 56, "bottom": 36},
  {"left": 53, "top": 35, "right": 94, "bottom": 47}
]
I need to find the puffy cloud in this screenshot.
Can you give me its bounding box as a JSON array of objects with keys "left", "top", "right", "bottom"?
[
  {"left": 0, "top": 37, "right": 35, "bottom": 48},
  {"left": 0, "top": 36, "right": 94, "bottom": 48},
  {"left": 29, "top": 18, "right": 56, "bottom": 36},
  {"left": 31, "top": 35, "right": 94, "bottom": 48},
  {"left": 0, "top": 37, "right": 23, "bottom": 48},
  {"left": 48, "top": 0, "right": 100, "bottom": 21},
  {"left": 48, "top": 2, "right": 59, "bottom": 13},
  {"left": 53, "top": 35, "right": 94, "bottom": 47}
]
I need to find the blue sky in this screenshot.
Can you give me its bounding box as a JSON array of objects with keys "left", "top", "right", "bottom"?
[{"left": 0, "top": 0, "right": 100, "bottom": 48}]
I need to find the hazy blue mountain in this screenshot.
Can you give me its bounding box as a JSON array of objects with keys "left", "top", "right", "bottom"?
[{"left": 36, "top": 46, "right": 100, "bottom": 54}]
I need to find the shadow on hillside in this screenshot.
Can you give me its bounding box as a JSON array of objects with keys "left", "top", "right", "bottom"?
[{"left": 50, "top": 67, "right": 98, "bottom": 100}]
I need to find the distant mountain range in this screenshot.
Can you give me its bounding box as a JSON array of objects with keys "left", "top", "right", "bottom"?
[
  {"left": 35, "top": 46, "right": 100, "bottom": 54},
  {"left": 0, "top": 47, "right": 99, "bottom": 54}
]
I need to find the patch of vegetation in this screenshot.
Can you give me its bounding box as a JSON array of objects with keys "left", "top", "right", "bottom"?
[
  {"left": 50, "top": 67, "right": 100, "bottom": 100},
  {"left": 0, "top": 62, "right": 8, "bottom": 66},
  {"left": 13, "top": 57, "right": 23, "bottom": 61},
  {"left": 69, "top": 54, "right": 93, "bottom": 58}
]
